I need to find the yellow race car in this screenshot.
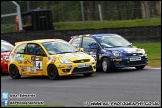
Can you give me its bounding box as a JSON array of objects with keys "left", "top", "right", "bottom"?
[{"left": 8, "top": 39, "right": 96, "bottom": 80}]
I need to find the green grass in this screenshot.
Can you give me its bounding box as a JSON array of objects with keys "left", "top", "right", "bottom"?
[
  {"left": 54, "top": 16, "right": 161, "bottom": 30},
  {"left": 1, "top": 24, "right": 17, "bottom": 33},
  {"left": 1, "top": 16, "right": 161, "bottom": 32},
  {"left": 133, "top": 42, "right": 161, "bottom": 67}
]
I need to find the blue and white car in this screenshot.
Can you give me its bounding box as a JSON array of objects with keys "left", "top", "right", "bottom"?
[{"left": 69, "top": 33, "right": 148, "bottom": 72}]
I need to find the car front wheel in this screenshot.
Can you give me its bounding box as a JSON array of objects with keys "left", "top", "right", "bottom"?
[
  {"left": 9, "top": 64, "right": 21, "bottom": 79},
  {"left": 102, "top": 58, "right": 111, "bottom": 73},
  {"left": 47, "top": 65, "right": 59, "bottom": 80}
]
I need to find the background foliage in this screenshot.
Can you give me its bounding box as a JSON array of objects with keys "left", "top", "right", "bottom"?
[{"left": 6, "top": 1, "right": 161, "bottom": 22}]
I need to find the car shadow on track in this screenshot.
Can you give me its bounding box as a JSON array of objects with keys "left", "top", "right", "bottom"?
[
  {"left": 20, "top": 74, "right": 96, "bottom": 81},
  {"left": 96, "top": 67, "right": 147, "bottom": 74},
  {"left": 1, "top": 68, "right": 147, "bottom": 80},
  {"left": 1, "top": 72, "right": 10, "bottom": 76}
]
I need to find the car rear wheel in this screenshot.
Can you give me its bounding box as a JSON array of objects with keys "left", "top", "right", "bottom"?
[
  {"left": 135, "top": 65, "right": 145, "bottom": 70},
  {"left": 47, "top": 65, "right": 59, "bottom": 80},
  {"left": 101, "top": 58, "right": 111, "bottom": 73},
  {"left": 83, "top": 73, "right": 93, "bottom": 77},
  {"left": 9, "top": 64, "right": 21, "bottom": 79}
]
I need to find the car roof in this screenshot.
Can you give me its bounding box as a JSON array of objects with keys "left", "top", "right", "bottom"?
[
  {"left": 90, "top": 33, "right": 118, "bottom": 37},
  {"left": 1, "top": 40, "right": 13, "bottom": 44},
  {"left": 1, "top": 40, "right": 10, "bottom": 43},
  {"left": 15, "top": 39, "right": 66, "bottom": 45},
  {"left": 71, "top": 33, "right": 119, "bottom": 38}
]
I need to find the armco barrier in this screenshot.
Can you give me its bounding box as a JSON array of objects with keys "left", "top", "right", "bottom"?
[{"left": 1, "top": 25, "right": 161, "bottom": 45}]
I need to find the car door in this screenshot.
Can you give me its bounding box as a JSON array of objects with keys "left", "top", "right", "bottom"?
[
  {"left": 23, "top": 43, "right": 47, "bottom": 75},
  {"left": 13, "top": 43, "right": 27, "bottom": 74}
]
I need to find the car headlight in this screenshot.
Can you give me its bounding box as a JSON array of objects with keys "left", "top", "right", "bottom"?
[
  {"left": 140, "top": 49, "right": 145, "bottom": 54},
  {"left": 2, "top": 56, "right": 9, "bottom": 61},
  {"left": 112, "top": 51, "right": 122, "bottom": 57},
  {"left": 90, "top": 55, "right": 95, "bottom": 61},
  {"left": 59, "top": 58, "right": 71, "bottom": 63}
]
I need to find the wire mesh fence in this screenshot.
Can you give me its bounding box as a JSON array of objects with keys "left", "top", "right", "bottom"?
[
  {"left": 1, "top": 1, "right": 18, "bottom": 33},
  {"left": 20, "top": 1, "right": 160, "bottom": 22}
]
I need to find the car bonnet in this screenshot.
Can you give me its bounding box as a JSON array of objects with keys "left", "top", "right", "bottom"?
[{"left": 57, "top": 52, "right": 90, "bottom": 61}]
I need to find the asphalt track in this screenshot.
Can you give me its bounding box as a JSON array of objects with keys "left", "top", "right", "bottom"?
[{"left": 1, "top": 66, "right": 161, "bottom": 107}]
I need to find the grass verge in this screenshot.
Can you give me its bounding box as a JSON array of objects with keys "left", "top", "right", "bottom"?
[
  {"left": 1, "top": 16, "right": 161, "bottom": 32},
  {"left": 133, "top": 42, "right": 161, "bottom": 67},
  {"left": 54, "top": 16, "right": 161, "bottom": 30}
]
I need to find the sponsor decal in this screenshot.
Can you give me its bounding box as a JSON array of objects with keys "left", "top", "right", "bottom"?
[
  {"left": 20, "top": 66, "right": 25, "bottom": 72},
  {"left": 20, "top": 54, "right": 24, "bottom": 58},
  {"left": 32, "top": 61, "right": 36, "bottom": 67},
  {"left": 15, "top": 54, "right": 24, "bottom": 60},
  {"left": 31, "top": 67, "right": 36, "bottom": 72},
  {"left": 31, "top": 56, "right": 36, "bottom": 61},
  {"left": 47, "top": 56, "right": 51, "bottom": 61},
  {"left": 10, "top": 53, "right": 14, "bottom": 58},
  {"left": 18, "top": 60, "right": 22, "bottom": 64},
  {"left": 52, "top": 58, "right": 56, "bottom": 63},
  {"left": 27, "top": 58, "right": 31, "bottom": 63},
  {"left": 24, "top": 60, "right": 27, "bottom": 64},
  {"left": 11, "top": 59, "right": 15, "bottom": 63},
  {"left": 26, "top": 67, "right": 30, "bottom": 72}
]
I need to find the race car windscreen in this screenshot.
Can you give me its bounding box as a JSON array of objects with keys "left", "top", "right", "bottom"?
[
  {"left": 1, "top": 41, "right": 14, "bottom": 53},
  {"left": 95, "top": 35, "right": 131, "bottom": 48},
  {"left": 42, "top": 41, "right": 78, "bottom": 55}
]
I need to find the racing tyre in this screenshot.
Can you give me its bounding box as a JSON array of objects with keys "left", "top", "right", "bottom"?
[
  {"left": 83, "top": 73, "right": 93, "bottom": 77},
  {"left": 101, "top": 58, "right": 111, "bottom": 73},
  {"left": 47, "top": 65, "right": 59, "bottom": 80},
  {"left": 9, "top": 64, "right": 21, "bottom": 79},
  {"left": 135, "top": 65, "right": 145, "bottom": 70}
]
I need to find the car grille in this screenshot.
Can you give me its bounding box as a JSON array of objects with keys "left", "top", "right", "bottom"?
[
  {"left": 126, "top": 53, "right": 143, "bottom": 56},
  {"left": 73, "top": 59, "right": 90, "bottom": 63},
  {"left": 125, "top": 61, "right": 146, "bottom": 66},
  {"left": 72, "top": 66, "right": 93, "bottom": 73}
]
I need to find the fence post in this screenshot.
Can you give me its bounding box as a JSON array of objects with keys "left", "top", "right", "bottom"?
[
  {"left": 27, "top": 1, "right": 30, "bottom": 11},
  {"left": 80, "top": 1, "right": 85, "bottom": 23},
  {"left": 98, "top": 4, "right": 103, "bottom": 21},
  {"left": 145, "top": 1, "right": 150, "bottom": 19},
  {"left": 160, "top": 1, "right": 161, "bottom": 15},
  {"left": 12, "top": 1, "right": 23, "bottom": 31}
]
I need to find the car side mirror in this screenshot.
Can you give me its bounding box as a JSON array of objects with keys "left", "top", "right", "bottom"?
[
  {"left": 79, "top": 48, "right": 84, "bottom": 52},
  {"left": 89, "top": 43, "right": 98, "bottom": 49}
]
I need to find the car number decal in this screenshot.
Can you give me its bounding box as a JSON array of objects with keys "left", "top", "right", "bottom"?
[{"left": 36, "top": 58, "right": 43, "bottom": 70}]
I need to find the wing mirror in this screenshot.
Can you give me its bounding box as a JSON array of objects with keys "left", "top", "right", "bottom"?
[{"left": 89, "top": 42, "right": 98, "bottom": 49}]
